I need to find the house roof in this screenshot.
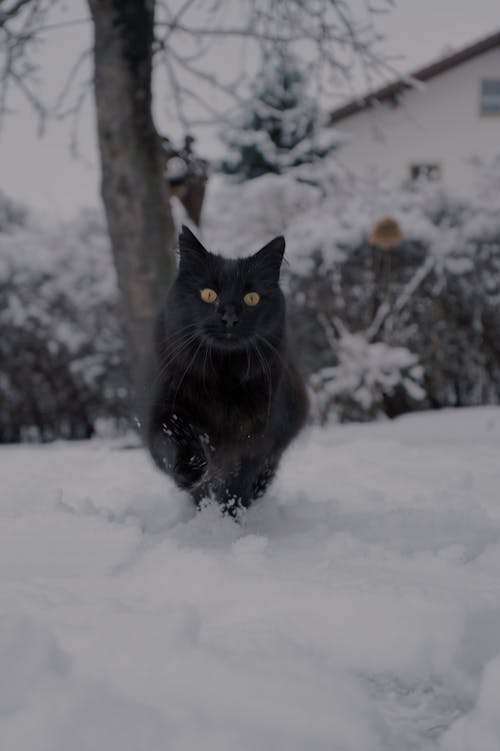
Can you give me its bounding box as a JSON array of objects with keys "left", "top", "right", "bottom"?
[{"left": 329, "top": 28, "right": 500, "bottom": 124}]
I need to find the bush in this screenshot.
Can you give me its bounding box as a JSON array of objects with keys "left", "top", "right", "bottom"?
[{"left": 0, "top": 198, "right": 130, "bottom": 442}]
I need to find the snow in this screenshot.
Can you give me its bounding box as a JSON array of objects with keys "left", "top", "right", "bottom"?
[{"left": 1, "top": 407, "right": 500, "bottom": 750}]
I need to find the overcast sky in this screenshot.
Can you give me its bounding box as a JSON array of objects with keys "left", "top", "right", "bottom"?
[{"left": 1, "top": 0, "right": 499, "bottom": 218}]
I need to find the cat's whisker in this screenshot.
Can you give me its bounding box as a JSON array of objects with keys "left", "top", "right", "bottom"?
[
  {"left": 244, "top": 343, "right": 252, "bottom": 381},
  {"left": 159, "top": 322, "right": 198, "bottom": 342},
  {"left": 208, "top": 342, "right": 215, "bottom": 375},
  {"left": 158, "top": 325, "right": 199, "bottom": 359},
  {"left": 158, "top": 333, "right": 198, "bottom": 368},
  {"left": 202, "top": 343, "right": 210, "bottom": 393},
  {"left": 253, "top": 342, "right": 272, "bottom": 418},
  {"left": 155, "top": 328, "right": 200, "bottom": 372},
  {"left": 153, "top": 334, "right": 200, "bottom": 387},
  {"left": 171, "top": 340, "right": 205, "bottom": 408},
  {"left": 160, "top": 333, "right": 199, "bottom": 363},
  {"left": 254, "top": 333, "right": 293, "bottom": 378}
]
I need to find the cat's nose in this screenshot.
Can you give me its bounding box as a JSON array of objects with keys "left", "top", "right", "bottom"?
[{"left": 221, "top": 305, "right": 239, "bottom": 328}]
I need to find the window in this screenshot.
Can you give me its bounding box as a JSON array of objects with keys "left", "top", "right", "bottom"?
[
  {"left": 410, "top": 163, "right": 441, "bottom": 180},
  {"left": 481, "top": 79, "right": 500, "bottom": 114}
]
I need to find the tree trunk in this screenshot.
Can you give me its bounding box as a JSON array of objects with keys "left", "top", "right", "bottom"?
[{"left": 88, "top": 0, "right": 176, "bottom": 425}]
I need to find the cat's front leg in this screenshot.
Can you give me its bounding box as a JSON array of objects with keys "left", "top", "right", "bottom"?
[
  {"left": 148, "top": 421, "right": 178, "bottom": 474},
  {"left": 211, "top": 453, "right": 278, "bottom": 515},
  {"left": 148, "top": 414, "right": 207, "bottom": 491}
]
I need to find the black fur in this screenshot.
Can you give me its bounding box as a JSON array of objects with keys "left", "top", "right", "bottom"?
[{"left": 147, "top": 225, "right": 308, "bottom": 514}]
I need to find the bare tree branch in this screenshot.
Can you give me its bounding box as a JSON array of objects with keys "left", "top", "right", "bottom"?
[
  {"left": 1, "top": 0, "right": 397, "bottom": 143},
  {"left": 53, "top": 47, "right": 91, "bottom": 112},
  {"left": 152, "top": 0, "right": 397, "bottom": 133},
  {"left": 0, "top": 0, "right": 52, "bottom": 127},
  {"left": 0, "top": 0, "right": 92, "bottom": 157},
  {"left": 0, "top": 0, "right": 33, "bottom": 28}
]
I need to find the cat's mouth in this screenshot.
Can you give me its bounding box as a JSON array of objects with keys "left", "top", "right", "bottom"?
[{"left": 206, "top": 331, "right": 246, "bottom": 350}]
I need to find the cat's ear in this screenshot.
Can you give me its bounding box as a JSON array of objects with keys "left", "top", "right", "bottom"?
[
  {"left": 251, "top": 236, "right": 285, "bottom": 278},
  {"left": 178, "top": 225, "right": 208, "bottom": 262}
]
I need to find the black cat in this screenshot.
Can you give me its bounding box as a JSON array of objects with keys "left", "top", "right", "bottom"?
[{"left": 147, "top": 225, "right": 308, "bottom": 514}]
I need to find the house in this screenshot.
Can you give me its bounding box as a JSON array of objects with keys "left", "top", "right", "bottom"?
[{"left": 329, "top": 30, "right": 500, "bottom": 191}]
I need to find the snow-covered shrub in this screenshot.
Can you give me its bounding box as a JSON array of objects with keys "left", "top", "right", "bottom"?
[
  {"left": 310, "top": 331, "right": 425, "bottom": 424},
  {"left": 0, "top": 199, "right": 129, "bottom": 442}
]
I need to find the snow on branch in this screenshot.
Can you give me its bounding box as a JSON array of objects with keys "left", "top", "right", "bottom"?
[
  {"left": 310, "top": 332, "right": 425, "bottom": 424},
  {"left": 367, "top": 255, "right": 436, "bottom": 341}
]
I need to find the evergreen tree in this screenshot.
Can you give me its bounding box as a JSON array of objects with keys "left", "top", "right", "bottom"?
[{"left": 219, "top": 54, "right": 338, "bottom": 181}]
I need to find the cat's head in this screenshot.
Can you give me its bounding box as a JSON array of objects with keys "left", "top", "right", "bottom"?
[{"left": 170, "top": 225, "right": 286, "bottom": 352}]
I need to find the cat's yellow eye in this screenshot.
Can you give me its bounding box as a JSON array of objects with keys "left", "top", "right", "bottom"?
[
  {"left": 200, "top": 288, "right": 218, "bottom": 303},
  {"left": 243, "top": 291, "right": 260, "bottom": 307}
]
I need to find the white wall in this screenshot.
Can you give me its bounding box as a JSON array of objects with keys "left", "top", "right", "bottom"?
[{"left": 335, "top": 46, "right": 500, "bottom": 192}]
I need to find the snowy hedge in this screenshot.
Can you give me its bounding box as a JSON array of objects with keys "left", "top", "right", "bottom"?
[{"left": 0, "top": 198, "right": 129, "bottom": 442}]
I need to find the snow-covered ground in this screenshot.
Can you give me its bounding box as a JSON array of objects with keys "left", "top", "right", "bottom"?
[{"left": 1, "top": 407, "right": 500, "bottom": 751}]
